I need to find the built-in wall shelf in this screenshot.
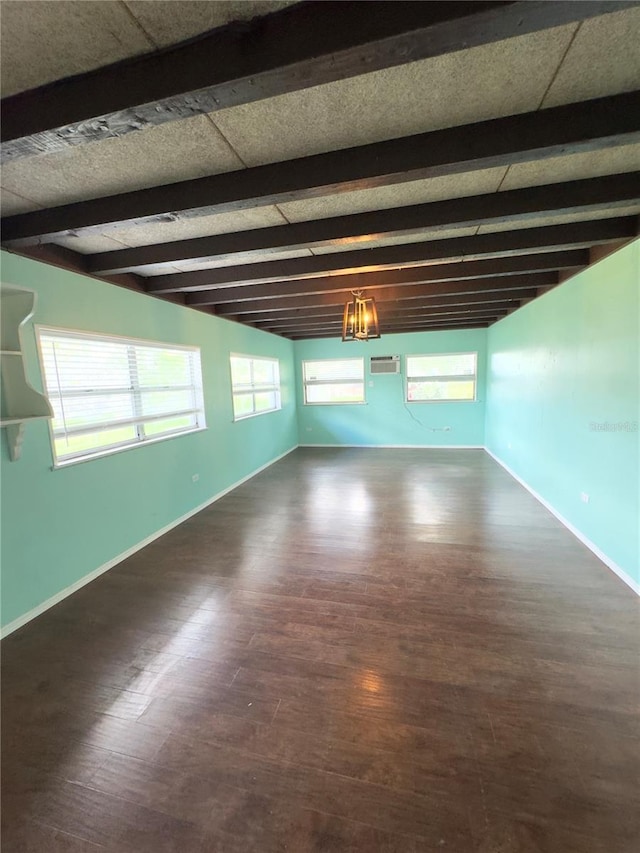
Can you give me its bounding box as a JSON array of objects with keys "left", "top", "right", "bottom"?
[{"left": 1, "top": 284, "right": 53, "bottom": 460}]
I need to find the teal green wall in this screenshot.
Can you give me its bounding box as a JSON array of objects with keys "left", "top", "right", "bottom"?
[
  {"left": 485, "top": 240, "right": 640, "bottom": 585},
  {"left": 3, "top": 240, "right": 637, "bottom": 630},
  {"left": 0, "top": 251, "right": 297, "bottom": 629},
  {"left": 294, "top": 329, "right": 487, "bottom": 447}
]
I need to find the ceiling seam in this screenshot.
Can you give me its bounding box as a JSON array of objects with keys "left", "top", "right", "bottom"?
[
  {"left": 204, "top": 114, "right": 291, "bottom": 229},
  {"left": 203, "top": 22, "right": 584, "bottom": 262},
  {"left": 0, "top": 186, "right": 44, "bottom": 211},
  {"left": 272, "top": 204, "right": 294, "bottom": 227},
  {"left": 95, "top": 234, "right": 139, "bottom": 251},
  {"left": 203, "top": 115, "right": 249, "bottom": 170},
  {"left": 482, "top": 22, "right": 584, "bottom": 223},
  {"left": 492, "top": 165, "right": 514, "bottom": 196},
  {"left": 538, "top": 22, "right": 582, "bottom": 110},
  {"left": 119, "top": 1, "right": 160, "bottom": 50}
]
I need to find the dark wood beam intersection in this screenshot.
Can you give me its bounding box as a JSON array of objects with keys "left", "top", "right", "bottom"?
[
  {"left": 4, "top": 243, "right": 149, "bottom": 296},
  {"left": 3, "top": 1, "right": 632, "bottom": 163}
]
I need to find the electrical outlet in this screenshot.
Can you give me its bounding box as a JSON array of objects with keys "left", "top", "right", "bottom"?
[
  {"left": 368, "top": 380, "right": 374, "bottom": 387},
  {"left": 306, "top": 427, "right": 313, "bottom": 432},
  {"left": 580, "top": 492, "right": 589, "bottom": 503},
  {"left": 192, "top": 474, "right": 199, "bottom": 483}
]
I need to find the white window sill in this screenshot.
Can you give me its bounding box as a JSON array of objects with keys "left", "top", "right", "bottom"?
[
  {"left": 232, "top": 407, "right": 282, "bottom": 422},
  {"left": 51, "top": 425, "right": 207, "bottom": 470}
]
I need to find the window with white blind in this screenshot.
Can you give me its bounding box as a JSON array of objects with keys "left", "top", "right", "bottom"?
[
  {"left": 406, "top": 352, "right": 477, "bottom": 402},
  {"left": 303, "top": 358, "right": 365, "bottom": 404},
  {"left": 230, "top": 354, "right": 281, "bottom": 420},
  {"left": 37, "top": 327, "right": 206, "bottom": 465}
]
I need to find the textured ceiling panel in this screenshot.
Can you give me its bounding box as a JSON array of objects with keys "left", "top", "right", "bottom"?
[
  {"left": 51, "top": 233, "right": 139, "bottom": 254},
  {"left": 0, "top": 0, "right": 153, "bottom": 97},
  {"left": 278, "top": 168, "right": 507, "bottom": 224},
  {"left": 0, "top": 115, "right": 243, "bottom": 207},
  {"left": 476, "top": 206, "right": 640, "bottom": 235},
  {"left": 1, "top": 2, "right": 638, "bottom": 340},
  {"left": 0, "top": 188, "right": 41, "bottom": 217},
  {"left": 310, "top": 227, "right": 480, "bottom": 255},
  {"left": 0, "top": 0, "right": 296, "bottom": 98},
  {"left": 542, "top": 8, "right": 640, "bottom": 108},
  {"left": 163, "top": 247, "right": 315, "bottom": 275},
  {"left": 210, "top": 25, "right": 576, "bottom": 166},
  {"left": 500, "top": 144, "right": 640, "bottom": 192},
  {"left": 110, "top": 206, "right": 288, "bottom": 248},
  {"left": 125, "top": 0, "right": 295, "bottom": 47}
]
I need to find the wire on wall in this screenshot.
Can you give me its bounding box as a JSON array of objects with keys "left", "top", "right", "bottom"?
[{"left": 397, "top": 368, "right": 450, "bottom": 432}]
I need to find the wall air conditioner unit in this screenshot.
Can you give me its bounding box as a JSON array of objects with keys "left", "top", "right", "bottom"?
[{"left": 370, "top": 355, "right": 401, "bottom": 375}]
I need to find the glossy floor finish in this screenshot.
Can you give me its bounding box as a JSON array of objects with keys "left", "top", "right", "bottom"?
[{"left": 2, "top": 448, "right": 638, "bottom": 852}]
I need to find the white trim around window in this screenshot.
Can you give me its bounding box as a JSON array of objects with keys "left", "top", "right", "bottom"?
[
  {"left": 406, "top": 352, "right": 478, "bottom": 402},
  {"left": 36, "top": 326, "right": 206, "bottom": 466},
  {"left": 230, "top": 354, "right": 281, "bottom": 420}
]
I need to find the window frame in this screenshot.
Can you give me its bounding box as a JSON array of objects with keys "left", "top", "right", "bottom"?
[
  {"left": 36, "top": 325, "right": 206, "bottom": 468},
  {"left": 405, "top": 351, "right": 478, "bottom": 403},
  {"left": 230, "top": 353, "right": 281, "bottom": 421},
  {"left": 302, "top": 357, "right": 366, "bottom": 406}
]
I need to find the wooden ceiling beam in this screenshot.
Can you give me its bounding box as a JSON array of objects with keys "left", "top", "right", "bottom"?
[
  {"left": 126, "top": 217, "right": 636, "bottom": 286},
  {"left": 271, "top": 314, "right": 502, "bottom": 333},
  {"left": 288, "top": 321, "right": 491, "bottom": 339},
  {"left": 378, "top": 298, "right": 519, "bottom": 316},
  {"left": 260, "top": 306, "right": 513, "bottom": 331},
  {"left": 169, "top": 249, "right": 585, "bottom": 301},
  {"left": 204, "top": 273, "right": 557, "bottom": 311},
  {"left": 4, "top": 243, "right": 150, "bottom": 296},
  {"left": 225, "top": 289, "right": 535, "bottom": 322},
  {"left": 261, "top": 303, "right": 509, "bottom": 325},
  {"left": 3, "top": 1, "right": 630, "bottom": 164},
  {"left": 36, "top": 94, "right": 635, "bottom": 272},
  {"left": 267, "top": 298, "right": 516, "bottom": 321},
  {"left": 4, "top": 162, "right": 639, "bottom": 251},
  {"left": 126, "top": 175, "right": 637, "bottom": 288}
]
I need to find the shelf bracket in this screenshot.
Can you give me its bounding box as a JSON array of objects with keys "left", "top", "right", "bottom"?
[{"left": 5, "top": 423, "right": 26, "bottom": 461}]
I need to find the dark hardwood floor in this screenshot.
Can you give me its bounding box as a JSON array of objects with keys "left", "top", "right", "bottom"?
[{"left": 2, "top": 448, "right": 638, "bottom": 852}]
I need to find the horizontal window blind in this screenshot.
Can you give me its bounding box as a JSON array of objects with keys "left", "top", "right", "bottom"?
[
  {"left": 303, "top": 358, "right": 365, "bottom": 404},
  {"left": 37, "top": 327, "right": 205, "bottom": 464},
  {"left": 230, "top": 355, "right": 281, "bottom": 420},
  {"left": 406, "top": 353, "right": 477, "bottom": 402}
]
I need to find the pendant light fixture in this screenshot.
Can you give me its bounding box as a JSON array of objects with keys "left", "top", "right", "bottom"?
[{"left": 342, "top": 290, "right": 381, "bottom": 342}]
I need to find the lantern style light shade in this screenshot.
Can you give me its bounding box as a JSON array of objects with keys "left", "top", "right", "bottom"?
[{"left": 342, "top": 291, "right": 381, "bottom": 342}]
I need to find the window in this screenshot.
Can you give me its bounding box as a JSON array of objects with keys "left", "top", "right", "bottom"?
[
  {"left": 37, "top": 327, "right": 205, "bottom": 465},
  {"left": 230, "top": 354, "right": 281, "bottom": 420},
  {"left": 303, "top": 358, "right": 365, "bottom": 404},
  {"left": 406, "top": 352, "right": 477, "bottom": 402}
]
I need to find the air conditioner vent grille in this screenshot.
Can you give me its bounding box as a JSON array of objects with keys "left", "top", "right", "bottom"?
[{"left": 370, "top": 355, "right": 400, "bottom": 375}]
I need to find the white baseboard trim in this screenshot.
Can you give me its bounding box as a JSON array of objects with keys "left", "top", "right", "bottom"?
[
  {"left": 485, "top": 447, "right": 639, "bottom": 596},
  {"left": 299, "top": 443, "right": 484, "bottom": 449},
  {"left": 1, "top": 445, "right": 298, "bottom": 638}
]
